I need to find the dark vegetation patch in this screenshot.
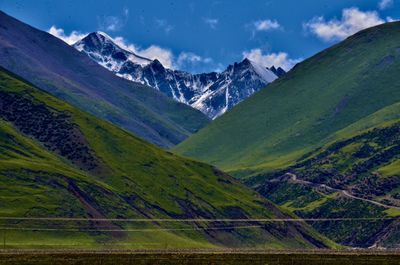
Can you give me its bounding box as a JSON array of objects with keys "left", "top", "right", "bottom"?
[
  {"left": 213, "top": 167, "right": 235, "bottom": 184},
  {"left": 254, "top": 122, "right": 400, "bottom": 200},
  {"left": 333, "top": 96, "right": 349, "bottom": 116},
  {"left": 377, "top": 55, "right": 395, "bottom": 69},
  {"left": 0, "top": 91, "right": 101, "bottom": 171},
  {"left": 67, "top": 180, "right": 126, "bottom": 238},
  {"left": 299, "top": 198, "right": 389, "bottom": 247},
  {"left": 292, "top": 123, "right": 400, "bottom": 198}
]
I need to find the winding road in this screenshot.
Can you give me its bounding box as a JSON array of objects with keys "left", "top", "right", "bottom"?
[{"left": 284, "top": 173, "right": 400, "bottom": 210}]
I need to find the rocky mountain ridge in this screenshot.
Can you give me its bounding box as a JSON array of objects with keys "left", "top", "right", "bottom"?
[{"left": 74, "top": 32, "right": 285, "bottom": 118}]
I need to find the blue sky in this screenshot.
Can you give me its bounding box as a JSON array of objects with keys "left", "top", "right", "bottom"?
[{"left": 1, "top": 0, "right": 399, "bottom": 73}]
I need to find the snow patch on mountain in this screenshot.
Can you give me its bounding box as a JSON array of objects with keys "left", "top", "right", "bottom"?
[{"left": 250, "top": 60, "right": 277, "bottom": 83}]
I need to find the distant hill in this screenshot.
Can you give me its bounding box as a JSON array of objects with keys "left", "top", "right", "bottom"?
[
  {"left": 0, "top": 67, "right": 334, "bottom": 248},
  {"left": 0, "top": 11, "right": 209, "bottom": 148}
]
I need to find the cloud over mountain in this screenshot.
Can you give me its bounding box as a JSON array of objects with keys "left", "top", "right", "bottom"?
[
  {"left": 48, "top": 26, "right": 88, "bottom": 45},
  {"left": 242, "top": 49, "right": 301, "bottom": 71},
  {"left": 304, "top": 7, "right": 389, "bottom": 42}
]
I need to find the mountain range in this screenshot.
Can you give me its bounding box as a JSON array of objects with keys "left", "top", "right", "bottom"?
[{"left": 73, "top": 32, "right": 284, "bottom": 119}]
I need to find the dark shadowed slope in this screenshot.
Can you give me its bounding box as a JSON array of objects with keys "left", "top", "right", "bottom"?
[
  {"left": 0, "top": 67, "right": 336, "bottom": 249},
  {"left": 0, "top": 11, "right": 209, "bottom": 148},
  {"left": 175, "top": 21, "right": 400, "bottom": 173}
]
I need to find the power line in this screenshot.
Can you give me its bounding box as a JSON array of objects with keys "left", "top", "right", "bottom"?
[
  {"left": 0, "top": 216, "right": 396, "bottom": 233},
  {"left": 0, "top": 225, "right": 263, "bottom": 232},
  {"left": 0, "top": 217, "right": 396, "bottom": 222}
]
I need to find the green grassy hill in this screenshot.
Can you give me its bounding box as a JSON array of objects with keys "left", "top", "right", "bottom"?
[
  {"left": 0, "top": 67, "right": 336, "bottom": 249},
  {"left": 175, "top": 21, "right": 400, "bottom": 174}
]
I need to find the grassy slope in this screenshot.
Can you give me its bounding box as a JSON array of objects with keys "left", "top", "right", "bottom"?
[
  {"left": 245, "top": 111, "right": 400, "bottom": 247},
  {"left": 175, "top": 22, "right": 400, "bottom": 173},
  {"left": 0, "top": 11, "right": 209, "bottom": 148},
  {"left": 0, "top": 68, "right": 336, "bottom": 249}
]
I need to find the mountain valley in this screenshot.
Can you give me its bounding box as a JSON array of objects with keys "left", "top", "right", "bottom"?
[
  {"left": 1, "top": 6, "right": 400, "bottom": 251},
  {"left": 175, "top": 21, "right": 400, "bottom": 248}
]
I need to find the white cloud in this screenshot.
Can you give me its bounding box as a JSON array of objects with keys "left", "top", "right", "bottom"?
[
  {"left": 211, "top": 63, "right": 225, "bottom": 73},
  {"left": 98, "top": 8, "right": 129, "bottom": 32},
  {"left": 101, "top": 16, "right": 124, "bottom": 31},
  {"left": 177, "top": 52, "right": 212, "bottom": 64},
  {"left": 139, "top": 46, "right": 175, "bottom": 68},
  {"left": 111, "top": 36, "right": 137, "bottom": 51},
  {"left": 379, "top": 0, "right": 394, "bottom": 10},
  {"left": 114, "top": 37, "right": 214, "bottom": 71},
  {"left": 123, "top": 7, "right": 129, "bottom": 17},
  {"left": 386, "top": 16, "right": 398, "bottom": 22},
  {"left": 155, "top": 19, "right": 174, "bottom": 34},
  {"left": 304, "top": 7, "right": 389, "bottom": 42},
  {"left": 112, "top": 36, "right": 174, "bottom": 68},
  {"left": 242, "top": 49, "right": 302, "bottom": 71},
  {"left": 48, "top": 26, "right": 88, "bottom": 45},
  {"left": 176, "top": 52, "right": 214, "bottom": 73},
  {"left": 253, "top": 19, "right": 281, "bottom": 31},
  {"left": 203, "top": 17, "right": 219, "bottom": 29}
]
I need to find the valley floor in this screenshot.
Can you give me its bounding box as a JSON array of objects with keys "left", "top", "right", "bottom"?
[{"left": 1, "top": 249, "right": 400, "bottom": 265}]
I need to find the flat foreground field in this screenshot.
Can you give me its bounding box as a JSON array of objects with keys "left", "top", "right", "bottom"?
[{"left": 1, "top": 250, "right": 400, "bottom": 265}]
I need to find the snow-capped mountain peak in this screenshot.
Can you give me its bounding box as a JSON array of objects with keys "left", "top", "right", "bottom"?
[
  {"left": 94, "top": 31, "right": 113, "bottom": 40},
  {"left": 73, "top": 33, "right": 285, "bottom": 118},
  {"left": 191, "top": 58, "right": 279, "bottom": 118},
  {"left": 248, "top": 59, "right": 278, "bottom": 83},
  {"left": 73, "top": 32, "right": 152, "bottom": 70}
]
